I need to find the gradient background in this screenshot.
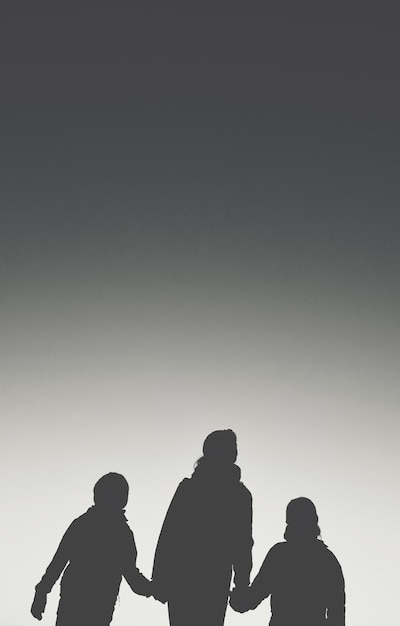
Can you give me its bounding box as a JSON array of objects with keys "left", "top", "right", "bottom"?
[{"left": 2, "top": 6, "right": 399, "bottom": 625}]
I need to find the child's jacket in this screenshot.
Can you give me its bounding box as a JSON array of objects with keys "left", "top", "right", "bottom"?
[
  {"left": 35, "top": 505, "right": 150, "bottom": 624},
  {"left": 240, "top": 539, "right": 345, "bottom": 626}
]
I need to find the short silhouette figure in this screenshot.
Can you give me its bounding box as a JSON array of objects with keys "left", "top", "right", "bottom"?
[
  {"left": 31, "top": 472, "right": 152, "bottom": 625},
  {"left": 152, "top": 429, "right": 253, "bottom": 626},
  {"left": 230, "top": 497, "right": 345, "bottom": 625}
]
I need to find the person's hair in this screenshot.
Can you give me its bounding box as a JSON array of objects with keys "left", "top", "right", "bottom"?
[
  {"left": 194, "top": 429, "right": 238, "bottom": 469},
  {"left": 93, "top": 472, "right": 129, "bottom": 509},
  {"left": 284, "top": 497, "right": 322, "bottom": 542}
]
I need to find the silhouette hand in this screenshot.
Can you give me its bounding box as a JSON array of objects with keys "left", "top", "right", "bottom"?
[
  {"left": 31, "top": 590, "right": 47, "bottom": 620},
  {"left": 229, "top": 586, "right": 250, "bottom": 613},
  {"left": 152, "top": 591, "right": 168, "bottom": 604},
  {"left": 151, "top": 581, "right": 168, "bottom": 604}
]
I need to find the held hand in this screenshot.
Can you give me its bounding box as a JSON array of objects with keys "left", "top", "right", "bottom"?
[
  {"left": 151, "top": 581, "right": 168, "bottom": 604},
  {"left": 229, "top": 585, "right": 250, "bottom": 613},
  {"left": 31, "top": 590, "right": 47, "bottom": 620},
  {"left": 152, "top": 589, "right": 168, "bottom": 604}
]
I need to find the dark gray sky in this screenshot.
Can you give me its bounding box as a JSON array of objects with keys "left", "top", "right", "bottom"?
[
  {"left": 2, "top": 8, "right": 399, "bottom": 626},
  {"left": 2, "top": 6, "right": 399, "bottom": 300}
]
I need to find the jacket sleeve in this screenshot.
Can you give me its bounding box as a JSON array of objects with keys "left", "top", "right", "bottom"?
[
  {"left": 151, "top": 481, "right": 188, "bottom": 596},
  {"left": 34, "top": 520, "right": 77, "bottom": 594},
  {"left": 326, "top": 552, "right": 345, "bottom": 626},
  {"left": 247, "top": 543, "right": 278, "bottom": 608},
  {"left": 231, "top": 544, "right": 275, "bottom": 612},
  {"left": 121, "top": 526, "right": 152, "bottom": 597},
  {"left": 232, "top": 486, "right": 254, "bottom": 588}
]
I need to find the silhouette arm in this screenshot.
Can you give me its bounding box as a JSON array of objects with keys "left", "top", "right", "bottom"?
[
  {"left": 326, "top": 554, "right": 345, "bottom": 625},
  {"left": 230, "top": 547, "right": 274, "bottom": 612},
  {"left": 35, "top": 521, "right": 75, "bottom": 594},
  {"left": 121, "top": 526, "right": 152, "bottom": 597},
  {"left": 152, "top": 481, "right": 187, "bottom": 601},
  {"left": 232, "top": 487, "right": 254, "bottom": 588},
  {"left": 247, "top": 547, "right": 274, "bottom": 606},
  {"left": 31, "top": 521, "right": 76, "bottom": 620}
]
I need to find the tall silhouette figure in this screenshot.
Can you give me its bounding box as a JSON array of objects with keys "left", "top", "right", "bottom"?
[
  {"left": 152, "top": 429, "right": 253, "bottom": 626},
  {"left": 230, "top": 497, "right": 345, "bottom": 625},
  {"left": 31, "top": 472, "right": 152, "bottom": 626}
]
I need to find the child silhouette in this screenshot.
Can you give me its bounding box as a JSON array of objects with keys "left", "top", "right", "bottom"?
[
  {"left": 31, "top": 472, "right": 152, "bottom": 625},
  {"left": 230, "top": 497, "right": 345, "bottom": 625}
]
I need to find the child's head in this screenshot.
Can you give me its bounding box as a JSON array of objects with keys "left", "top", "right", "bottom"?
[
  {"left": 284, "top": 497, "right": 321, "bottom": 541},
  {"left": 93, "top": 472, "right": 129, "bottom": 509}
]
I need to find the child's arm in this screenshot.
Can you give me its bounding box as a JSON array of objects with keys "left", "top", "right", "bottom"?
[
  {"left": 121, "top": 526, "right": 152, "bottom": 598},
  {"left": 31, "top": 521, "right": 75, "bottom": 620},
  {"left": 230, "top": 545, "right": 277, "bottom": 613},
  {"left": 30, "top": 590, "right": 47, "bottom": 621},
  {"left": 123, "top": 564, "right": 152, "bottom": 598}
]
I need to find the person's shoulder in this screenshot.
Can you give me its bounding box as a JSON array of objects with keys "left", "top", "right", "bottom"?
[
  {"left": 169, "top": 478, "right": 192, "bottom": 502},
  {"left": 71, "top": 507, "right": 97, "bottom": 529},
  {"left": 322, "top": 545, "right": 343, "bottom": 568},
  {"left": 61, "top": 509, "right": 91, "bottom": 537},
  {"left": 76, "top": 507, "right": 92, "bottom": 520},
  {"left": 174, "top": 477, "right": 191, "bottom": 494},
  {"left": 267, "top": 541, "right": 286, "bottom": 556},
  {"left": 120, "top": 517, "right": 136, "bottom": 544},
  {"left": 259, "top": 542, "right": 287, "bottom": 567},
  {"left": 237, "top": 481, "right": 253, "bottom": 501},
  {"left": 178, "top": 477, "right": 190, "bottom": 488}
]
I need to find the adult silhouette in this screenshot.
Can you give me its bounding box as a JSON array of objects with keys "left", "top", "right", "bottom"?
[
  {"left": 31, "top": 472, "right": 152, "bottom": 626},
  {"left": 152, "top": 429, "right": 253, "bottom": 626},
  {"left": 230, "top": 497, "right": 345, "bottom": 625}
]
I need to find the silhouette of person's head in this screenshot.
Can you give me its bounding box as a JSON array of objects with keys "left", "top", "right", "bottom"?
[
  {"left": 284, "top": 497, "right": 321, "bottom": 542},
  {"left": 93, "top": 472, "right": 129, "bottom": 509},
  {"left": 202, "top": 429, "right": 238, "bottom": 465},
  {"left": 192, "top": 429, "right": 240, "bottom": 481}
]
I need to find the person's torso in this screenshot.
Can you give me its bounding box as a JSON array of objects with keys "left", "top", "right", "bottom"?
[
  {"left": 60, "top": 509, "right": 131, "bottom": 598},
  {"left": 269, "top": 542, "right": 333, "bottom": 624}
]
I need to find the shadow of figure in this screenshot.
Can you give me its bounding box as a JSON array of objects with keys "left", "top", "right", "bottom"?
[
  {"left": 230, "top": 497, "right": 345, "bottom": 625},
  {"left": 31, "top": 472, "right": 152, "bottom": 626},
  {"left": 152, "top": 429, "right": 253, "bottom": 626}
]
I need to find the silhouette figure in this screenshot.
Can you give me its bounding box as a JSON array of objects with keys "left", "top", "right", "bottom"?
[
  {"left": 152, "top": 429, "right": 253, "bottom": 626},
  {"left": 31, "top": 472, "right": 152, "bottom": 625},
  {"left": 230, "top": 497, "right": 345, "bottom": 625}
]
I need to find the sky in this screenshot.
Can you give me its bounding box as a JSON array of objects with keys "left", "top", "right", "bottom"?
[{"left": 1, "top": 6, "right": 399, "bottom": 625}]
